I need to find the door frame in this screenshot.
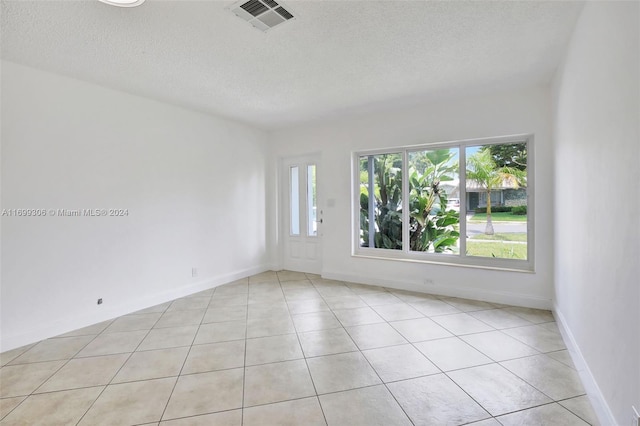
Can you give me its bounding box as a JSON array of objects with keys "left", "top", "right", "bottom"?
[{"left": 279, "top": 153, "right": 322, "bottom": 274}]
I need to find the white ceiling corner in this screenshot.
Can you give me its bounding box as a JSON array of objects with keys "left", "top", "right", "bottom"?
[{"left": 0, "top": 0, "right": 584, "bottom": 129}]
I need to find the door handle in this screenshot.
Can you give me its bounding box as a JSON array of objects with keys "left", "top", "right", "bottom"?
[{"left": 316, "top": 219, "right": 323, "bottom": 224}]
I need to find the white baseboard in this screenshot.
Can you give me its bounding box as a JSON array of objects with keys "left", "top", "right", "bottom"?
[
  {"left": 1, "top": 264, "right": 269, "bottom": 352},
  {"left": 553, "top": 306, "right": 617, "bottom": 426},
  {"left": 321, "top": 270, "right": 552, "bottom": 310}
]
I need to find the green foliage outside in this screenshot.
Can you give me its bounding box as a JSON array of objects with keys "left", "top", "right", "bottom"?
[
  {"left": 360, "top": 153, "right": 403, "bottom": 250},
  {"left": 511, "top": 205, "right": 527, "bottom": 215},
  {"left": 408, "top": 150, "right": 460, "bottom": 252},
  {"left": 470, "top": 233, "right": 527, "bottom": 242},
  {"left": 466, "top": 240, "right": 527, "bottom": 259},
  {"left": 358, "top": 143, "right": 529, "bottom": 258},
  {"left": 469, "top": 212, "right": 528, "bottom": 222},
  {"left": 474, "top": 206, "right": 512, "bottom": 214},
  {"left": 483, "top": 143, "right": 527, "bottom": 171},
  {"left": 360, "top": 149, "right": 460, "bottom": 253},
  {"left": 466, "top": 149, "right": 526, "bottom": 235}
]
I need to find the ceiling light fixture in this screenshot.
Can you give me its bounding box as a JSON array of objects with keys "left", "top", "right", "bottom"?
[{"left": 98, "top": 0, "right": 146, "bottom": 8}]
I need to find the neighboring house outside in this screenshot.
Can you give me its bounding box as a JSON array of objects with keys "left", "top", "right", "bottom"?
[
  {"left": 466, "top": 177, "right": 527, "bottom": 211},
  {"left": 440, "top": 178, "right": 527, "bottom": 212},
  {"left": 440, "top": 180, "right": 460, "bottom": 200}
]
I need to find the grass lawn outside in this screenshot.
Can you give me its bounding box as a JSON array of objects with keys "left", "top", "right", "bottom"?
[
  {"left": 469, "top": 212, "right": 527, "bottom": 222},
  {"left": 466, "top": 240, "right": 527, "bottom": 259},
  {"left": 469, "top": 233, "right": 527, "bottom": 242}
]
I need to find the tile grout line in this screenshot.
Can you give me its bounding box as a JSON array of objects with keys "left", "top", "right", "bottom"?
[
  {"left": 8, "top": 319, "right": 119, "bottom": 424},
  {"left": 0, "top": 343, "right": 37, "bottom": 367},
  {"left": 241, "top": 276, "right": 251, "bottom": 426},
  {"left": 397, "top": 308, "right": 509, "bottom": 423},
  {"left": 498, "top": 358, "right": 585, "bottom": 404},
  {"left": 156, "top": 288, "right": 216, "bottom": 424},
  {"left": 313, "top": 279, "right": 573, "bottom": 425},
  {"left": 490, "top": 400, "right": 583, "bottom": 422},
  {"left": 314, "top": 277, "right": 417, "bottom": 424},
  {"left": 1, "top": 316, "right": 125, "bottom": 421},
  {"left": 280, "top": 274, "right": 330, "bottom": 426},
  {"left": 413, "top": 310, "right": 573, "bottom": 423},
  {"left": 554, "top": 396, "right": 597, "bottom": 426},
  {"left": 1, "top": 272, "right": 584, "bottom": 425},
  {"left": 358, "top": 288, "right": 463, "bottom": 426},
  {"left": 75, "top": 299, "right": 173, "bottom": 425}
]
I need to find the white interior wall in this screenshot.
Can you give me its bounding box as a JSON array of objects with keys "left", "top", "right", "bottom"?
[
  {"left": 0, "top": 61, "right": 269, "bottom": 351},
  {"left": 4, "top": 13, "right": 637, "bottom": 425},
  {"left": 269, "top": 86, "right": 554, "bottom": 308},
  {"left": 552, "top": 2, "right": 640, "bottom": 425}
]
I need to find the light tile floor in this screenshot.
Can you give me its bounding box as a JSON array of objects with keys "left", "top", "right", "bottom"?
[{"left": 0, "top": 271, "right": 599, "bottom": 425}]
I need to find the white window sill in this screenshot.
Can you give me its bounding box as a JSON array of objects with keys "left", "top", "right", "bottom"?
[{"left": 352, "top": 250, "right": 535, "bottom": 273}]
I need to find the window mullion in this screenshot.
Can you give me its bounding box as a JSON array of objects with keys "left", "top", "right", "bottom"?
[
  {"left": 367, "top": 155, "right": 375, "bottom": 249},
  {"left": 354, "top": 134, "right": 533, "bottom": 272},
  {"left": 402, "top": 149, "right": 410, "bottom": 254},
  {"left": 459, "top": 146, "right": 467, "bottom": 258}
]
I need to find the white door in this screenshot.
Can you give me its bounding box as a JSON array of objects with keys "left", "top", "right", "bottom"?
[{"left": 282, "top": 155, "right": 322, "bottom": 274}]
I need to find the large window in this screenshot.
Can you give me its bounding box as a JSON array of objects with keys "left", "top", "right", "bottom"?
[{"left": 354, "top": 135, "right": 533, "bottom": 271}]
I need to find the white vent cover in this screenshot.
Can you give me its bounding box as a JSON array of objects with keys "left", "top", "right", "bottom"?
[{"left": 228, "top": 0, "right": 295, "bottom": 32}]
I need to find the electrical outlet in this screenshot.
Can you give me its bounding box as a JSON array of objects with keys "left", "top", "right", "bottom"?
[
  {"left": 191, "top": 267, "right": 198, "bottom": 278},
  {"left": 97, "top": 298, "right": 103, "bottom": 305},
  {"left": 424, "top": 278, "right": 434, "bottom": 285},
  {"left": 632, "top": 406, "right": 639, "bottom": 426}
]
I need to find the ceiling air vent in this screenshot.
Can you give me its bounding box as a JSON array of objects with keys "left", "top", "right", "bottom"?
[{"left": 228, "top": 0, "right": 295, "bottom": 32}]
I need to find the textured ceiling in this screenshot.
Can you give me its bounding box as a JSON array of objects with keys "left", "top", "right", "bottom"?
[{"left": 1, "top": 1, "right": 583, "bottom": 129}]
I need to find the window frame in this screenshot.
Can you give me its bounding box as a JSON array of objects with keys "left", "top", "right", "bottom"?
[
  {"left": 352, "top": 134, "right": 535, "bottom": 272},
  {"left": 289, "top": 165, "right": 301, "bottom": 236}
]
